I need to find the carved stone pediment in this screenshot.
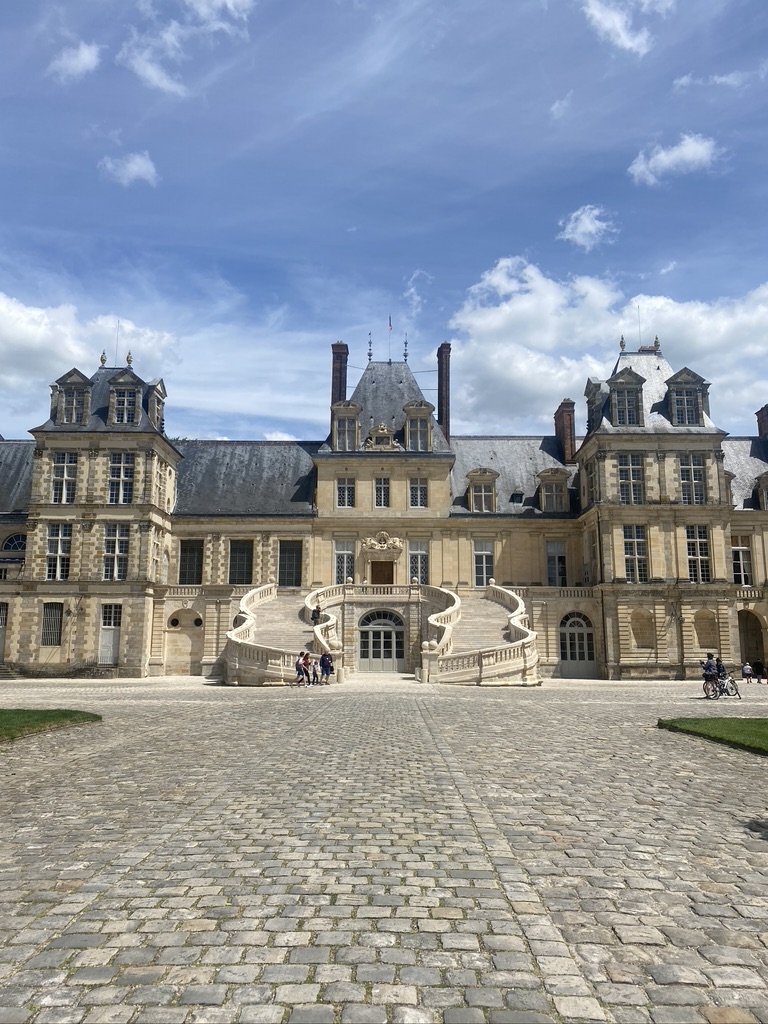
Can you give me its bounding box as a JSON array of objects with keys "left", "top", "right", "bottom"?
[{"left": 361, "top": 531, "right": 404, "bottom": 559}]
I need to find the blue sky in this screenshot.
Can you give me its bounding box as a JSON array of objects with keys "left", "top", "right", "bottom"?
[{"left": 1, "top": 0, "right": 767, "bottom": 441}]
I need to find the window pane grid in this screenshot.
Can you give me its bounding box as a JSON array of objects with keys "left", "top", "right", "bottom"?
[
  {"left": 337, "top": 477, "right": 355, "bottom": 507},
  {"left": 623, "top": 525, "right": 648, "bottom": 583},
  {"left": 618, "top": 454, "right": 644, "bottom": 504},
  {"left": 179, "top": 540, "right": 204, "bottom": 585},
  {"left": 409, "top": 477, "right": 428, "bottom": 508},
  {"left": 336, "top": 418, "right": 356, "bottom": 451},
  {"left": 115, "top": 389, "right": 137, "bottom": 424},
  {"left": 732, "top": 535, "right": 753, "bottom": 585},
  {"left": 375, "top": 477, "right": 390, "bottom": 508},
  {"left": 46, "top": 523, "right": 72, "bottom": 580},
  {"left": 680, "top": 454, "right": 706, "bottom": 505},
  {"left": 471, "top": 484, "right": 493, "bottom": 513},
  {"left": 686, "top": 525, "right": 711, "bottom": 583},
  {"left": 228, "top": 540, "right": 253, "bottom": 585},
  {"left": 408, "top": 418, "right": 428, "bottom": 451},
  {"left": 103, "top": 524, "right": 130, "bottom": 581},
  {"left": 62, "top": 389, "right": 85, "bottom": 424},
  {"left": 615, "top": 389, "right": 639, "bottom": 425},
  {"left": 52, "top": 452, "right": 77, "bottom": 504},
  {"left": 109, "top": 453, "right": 135, "bottom": 504},
  {"left": 674, "top": 388, "right": 697, "bottom": 425}
]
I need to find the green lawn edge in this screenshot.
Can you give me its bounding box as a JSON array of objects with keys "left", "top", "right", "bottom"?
[
  {"left": 0, "top": 709, "right": 102, "bottom": 743},
  {"left": 658, "top": 717, "right": 768, "bottom": 757}
]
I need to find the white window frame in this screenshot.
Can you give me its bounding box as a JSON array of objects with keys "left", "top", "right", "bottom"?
[
  {"left": 409, "top": 540, "right": 429, "bottom": 584},
  {"left": 408, "top": 418, "right": 429, "bottom": 452},
  {"left": 334, "top": 541, "right": 355, "bottom": 585},
  {"left": 686, "top": 525, "right": 711, "bottom": 583},
  {"left": 103, "top": 524, "right": 130, "bottom": 581},
  {"left": 732, "top": 535, "right": 753, "bottom": 586},
  {"left": 52, "top": 452, "right": 77, "bottom": 504},
  {"left": 623, "top": 525, "right": 649, "bottom": 583},
  {"left": 680, "top": 454, "right": 706, "bottom": 505},
  {"left": 618, "top": 454, "right": 644, "bottom": 505},
  {"left": 375, "top": 477, "right": 390, "bottom": 508},
  {"left": 546, "top": 541, "right": 567, "bottom": 587},
  {"left": 109, "top": 453, "right": 135, "bottom": 505},
  {"left": 337, "top": 477, "right": 355, "bottom": 508},
  {"left": 474, "top": 540, "right": 494, "bottom": 588},
  {"left": 409, "top": 477, "right": 428, "bottom": 508},
  {"left": 46, "top": 524, "right": 72, "bottom": 581}
]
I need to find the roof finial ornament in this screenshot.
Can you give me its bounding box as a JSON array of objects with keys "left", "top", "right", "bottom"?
[
  {"left": 367, "top": 332, "right": 372, "bottom": 363},
  {"left": 403, "top": 334, "right": 408, "bottom": 362},
  {"left": 654, "top": 335, "right": 660, "bottom": 351},
  {"left": 126, "top": 350, "right": 133, "bottom": 366},
  {"left": 100, "top": 350, "right": 107, "bottom": 366},
  {"left": 619, "top": 335, "right": 625, "bottom": 352}
]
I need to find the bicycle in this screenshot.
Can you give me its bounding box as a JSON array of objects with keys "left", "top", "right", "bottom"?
[{"left": 702, "top": 673, "right": 741, "bottom": 700}]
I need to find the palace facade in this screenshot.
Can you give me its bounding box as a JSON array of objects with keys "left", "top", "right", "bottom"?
[{"left": 1, "top": 338, "right": 767, "bottom": 682}]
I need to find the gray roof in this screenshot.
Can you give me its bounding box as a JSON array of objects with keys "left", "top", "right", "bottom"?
[
  {"left": 174, "top": 441, "right": 320, "bottom": 516},
  {"left": 34, "top": 366, "right": 165, "bottom": 434},
  {"left": 450, "top": 437, "right": 578, "bottom": 515},
  {"left": 589, "top": 349, "right": 722, "bottom": 435},
  {"left": 346, "top": 361, "right": 450, "bottom": 452},
  {"left": 0, "top": 441, "right": 34, "bottom": 516},
  {"left": 722, "top": 437, "right": 768, "bottom": 510}
]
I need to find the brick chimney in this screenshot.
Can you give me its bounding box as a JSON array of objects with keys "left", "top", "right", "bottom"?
[
  {"left": 554, "top": 398, "right": 576, "bottom": 464},
  {"left": 331, "top": 342, "right": 349, "bottom": 406},
  {"left": 437, "top": 342, "right": 451, "bottom": 443},
  {"left": 757, "top": 404, "right": 768, "bottom": 439}
]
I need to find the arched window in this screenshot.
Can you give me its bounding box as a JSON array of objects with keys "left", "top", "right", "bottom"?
[
  {"left": 2, "top": 534, "right": 26, "bottom": 551},
  {"left": 559, "top": 613, "right": 594, "bottom": 662}
]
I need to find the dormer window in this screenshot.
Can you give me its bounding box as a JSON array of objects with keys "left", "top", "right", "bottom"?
[
  {"left": 666, "top": 368, "right": 710, "bottom": 427},
  {"left": 537, "top": 467, "right": 570, "bottom": 512},
  {"left": 607, "top": 368, "right": 645, "bottom": 427},
  {"left": 62, "top": 389, "right": 85, "bottom": 424},
  {"left": 403, "top": 400, "right": 434, "bottom": 452},
  {"left": 115, "top": 389, "right": 138, "bottom": 424},
  {"left": 336, "top": 417, "right": 357, "bottom": 451},
  {"left": 466, "top": 468, "right": 499, "bottom": 513}
]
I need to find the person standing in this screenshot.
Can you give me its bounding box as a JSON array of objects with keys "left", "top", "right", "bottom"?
[
  {"left": 293, "top": 653, "right": 305, "bottom": 687},
  {"left": 742, "top": 661, "right": 753, "bottom": 685},
  {"left": 311, "top": 603, "right": 322, "bottom": 626},
  {"left": 753, "top": 658, "right": 765, "bottom": 683},
  {"left": 301, "top": 652, "right": 312, "bottom": 686},
  {"left": 320, "top": 651, "right": 333, "bottom": 684},
  {"left": 311, "top": 658, "right": 320, "bottom": 685}
]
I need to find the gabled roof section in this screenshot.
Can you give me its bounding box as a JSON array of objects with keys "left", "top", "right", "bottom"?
[
  {"left": 174, "top": 441, "right": 320, "bottom": 516},
  {"left": 33, "top": 364, "right": 168, "bottom": 435},
  {"left": 586, "top": 346, "right": 723, "bottom": 435},
  {"left": 606, "top": 367, "right": 646, "bottom": 387},
  {"left": 347, "top": 361, "right": 450, "bottom": 452},
  {"left": 107, "top": 368, "right": 144, "bottom": 387},
  {"left": 722, "top": 437, "right": 768, "bottom": 510},
  {"left": 55, "top": 368, "right": 91, "bottom": 387}
]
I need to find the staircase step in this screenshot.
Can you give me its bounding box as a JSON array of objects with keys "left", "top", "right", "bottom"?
[
  {"left": 450, "top": 596, "right": 511, "bottom": 654},
  {"left": 253, "top": 595, "right": 316, "bottom": 653}
]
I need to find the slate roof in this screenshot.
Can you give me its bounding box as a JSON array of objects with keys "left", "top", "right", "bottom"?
[
  {"left": 34, "top": 366, "right": 165, "bottom": 434},
  {"left": 174, "top": 441, "right": 321, "bottom": 516},
  {"left": 722, "top": 437, "right": 768, "bottom": 510},
  {"left": 450, "top": 437, "right": 579, "bottom": 515},
  {"left": 344, "top": 361, "right": 451, "bottom": 452},
  {"left": 0, "top": 441, "right": 34, "bottom": 517},
  {"left": 589, "top": 349, "right": 722, "bottom": 435}
]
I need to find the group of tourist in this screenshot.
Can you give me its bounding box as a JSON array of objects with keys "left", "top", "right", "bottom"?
[
  {"left": 292, "top": 650, "right": 334, "bottom": 686},
  {"left": 701, "top": 653, "right": 765, "bottom": 683}
]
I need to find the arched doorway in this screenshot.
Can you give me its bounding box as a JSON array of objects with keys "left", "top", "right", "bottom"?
[
  {"left": 738, "top": 609, "right": 764, "bottom": 665},
  {"left": 358, "top": 610, "right": 405, "bottom": 672},
  {"left": 559, "top": 612, "right": 596, "bottom": 678}
]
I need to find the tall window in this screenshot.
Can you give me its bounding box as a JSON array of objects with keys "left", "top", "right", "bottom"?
[
  {"left": 103, "top": 524, "right": 130, "bottom": 581},
  {"left": 624, "top": 525, "right": 648, "bottom": 583},
  {"left": 52, "top": 453, "right": 77, "bottom": 504},
  {"left": 41, "top": 603, "right": 64, "bottom": 646},
  {"left": 559, "top": 613, "right": 595, "bottom": 662},
  {"left": 542, "top": 483, "right": 566, "bottom": 512},
  {"left": 474, "top": 541, "right": 494, "bottom": 588},
  {"left": 229, "top": 540, "right": 253, "bottom": 585},
  {"left": 732, "top": 535, "right": 753, "bottom": 585},
  {"left": 546, "top": 541, "right": 567, "bottom": 587},
  {"left": 672, "top": 388, "right": 698, "bottom": 425},
  {"left": 618, "top": 454, "right": 644, "bottom": 505},
  {"left": 408, "top": 418, "right": 429, "bottom": 451},
  {"left": 375, "top": 477, "right": 390, "bottom": 508},
  {"left": 585, "top": 460, "right": 598, "bottom": 504},
  {"left": 686, "top": 525, "right": 711, "bottom": 583},
  {"left": 409, "top": 477, "right": 428, "bottom": 508},
  {"left": 109, "top": 453, "right": 135, "bottom": 504},
  {"left": 115, "top": 389, "right": 138, "bottom": 424},
  {"left": 337, "top": 477, "right": 355, "bottom": 508},
  {"left": 62, "top": 389, "right": 85, "bottom": 424},
  {"left": 680, "top": 454, "right": 706, "bottom": 505},
  {"left": 336, "top": 417, "right": 356, "bottom": 451},
  {"left": 470, "top": 483, "right": 494, "bottom": 513},
  {"left": 46, "top": 524, "right": 72, "bottom": 580},
  {"left": 335, "top": 541, "right": 354, "bottom": 585},
  {"left": 409, "top": 540, "right": 429, "bottom": 584},
  {"left": 179, "top": 540, "right": 204, "bottom": 585},
  {"left": 614, "top": 389, "right": 639, "bottom": 425},
  {"left": 278, "top": 540, "right": 302, "bottom": 587}
]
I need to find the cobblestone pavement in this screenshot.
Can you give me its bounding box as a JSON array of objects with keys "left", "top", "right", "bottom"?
[{"left": 1, "top": 675, "right": 767, "bottom": 1024}]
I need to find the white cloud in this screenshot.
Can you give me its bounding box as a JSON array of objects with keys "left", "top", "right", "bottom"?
[
  {"left": 675, "top": 70, "right": 751, "bottom": 90},
  {"left": 264, "top": 430, "right": 299, "bottom": 441},
  {"left": 117, "top": 34, "right": 188, "bottom": 96},
  {"left": 659, "top": 260, "right": 677, "bottom": 275},
  {"left": 99, "top": 151, "right": 160, "bottom": 187},
  {"left": 557, "top": 205, "right": 618, "bottom": 252},
  {"left": 46, "top": 41, "right": 102, "bottom": 83},
  {"left": 403, "top": 269, "right": 433, "bottom": 320},
  {"left": 447, "top": 257, "right": 768, "bottom": 436},
  {"left": 581, "top": 0, "right": 652, "bottom": 56},
  {"left": 550, "top": 90, "right": 573, "bottom": 120},
  {"left": 628, "top": 132, "right": 723, "bottom": 186}
]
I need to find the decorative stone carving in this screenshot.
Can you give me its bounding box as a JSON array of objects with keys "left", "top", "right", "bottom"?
[{"left": 361, "top": 532, "right": 404, "bottom": 561}]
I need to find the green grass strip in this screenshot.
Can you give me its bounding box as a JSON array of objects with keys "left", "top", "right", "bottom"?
[
  {"left": 658, "top": 717, "right": 768, "bottom": 756},
  {"left": 0, "top": 709, "right": 101, "bottom": 743}
]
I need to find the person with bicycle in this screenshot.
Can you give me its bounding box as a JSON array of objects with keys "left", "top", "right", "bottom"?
[{"left": 701, "top": 653, "right": 717, "bottom": 681}]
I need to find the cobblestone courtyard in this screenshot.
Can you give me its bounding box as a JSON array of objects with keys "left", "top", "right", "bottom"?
[{"left": 1, "top": 676, "right": 767, "bottom": 1024}]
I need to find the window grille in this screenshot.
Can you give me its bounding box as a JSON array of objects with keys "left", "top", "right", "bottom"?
[{"left": 41, "top": 603, "right": 64, "bottom": 646}]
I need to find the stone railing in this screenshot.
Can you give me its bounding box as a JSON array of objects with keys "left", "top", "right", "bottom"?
[
  {"left": 421, "top": 585, "right": 461, "bottom": 655},
  {"left": 223, "top": 582, "right": 284, "bottom": 684},
  {"left": 304, "top": 586, "right": 346, "bottom": 678},
  {"left": 421, "top": 580, "right": 540, "bottom": 686}
]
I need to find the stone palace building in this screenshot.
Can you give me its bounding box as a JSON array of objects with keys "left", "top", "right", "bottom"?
[{"left": 1, "top": 338, "right": 767, "bottom": 684}]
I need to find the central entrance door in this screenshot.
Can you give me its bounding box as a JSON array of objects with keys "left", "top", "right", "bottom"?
[
  {"left": 370, "top": 561, "right": 394, "bottom": 584},
  {"left": 358, "top": 610, "right": 405, "bottom": 672}
]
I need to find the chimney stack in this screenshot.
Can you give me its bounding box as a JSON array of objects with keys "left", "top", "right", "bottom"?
[
  {"left": 757, "top": 404, "right": 768, "bottom": 439},
  {"left": 437, "top": 342, "right": 451, "bottom": 443},
  {"left": 554, "top": 399, "right": 576, "bottom": 464},
  {"left": 331, "top": 342, "right": 349, "bottom": 406}
]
